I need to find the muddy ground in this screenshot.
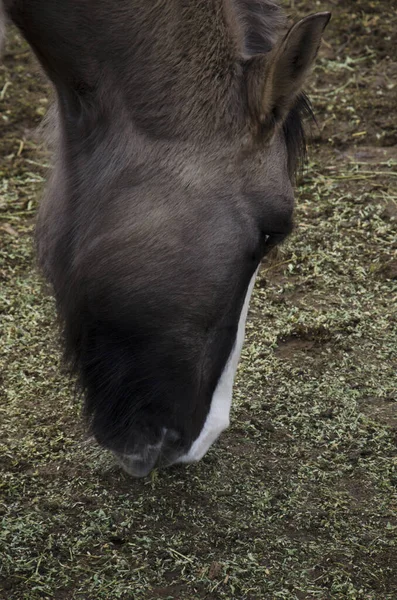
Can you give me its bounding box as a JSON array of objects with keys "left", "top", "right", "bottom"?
[{"left": 1, "top": 1, "right": 396, "bottom": 599}]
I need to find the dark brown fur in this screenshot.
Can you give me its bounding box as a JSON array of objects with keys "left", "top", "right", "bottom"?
[{"left": 2, "top": 0, "right": 330, "bottom": 473}]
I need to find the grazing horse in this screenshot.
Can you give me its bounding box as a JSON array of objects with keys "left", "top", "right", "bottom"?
[{"left": 1, "top": 0, "right": 330, "bottom": 476}]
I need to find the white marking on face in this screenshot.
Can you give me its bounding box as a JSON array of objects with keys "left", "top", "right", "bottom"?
[{"left": 177, "top": 268, "right": 258, "bottom": 464}]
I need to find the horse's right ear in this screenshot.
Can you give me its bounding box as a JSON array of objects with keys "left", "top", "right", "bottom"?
[{"left": 245, "top": 11, "right": 331, "bottom": 137}]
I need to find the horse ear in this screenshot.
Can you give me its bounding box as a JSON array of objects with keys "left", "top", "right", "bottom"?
[{"left": 246, "top": 12, "right": 331, "bottom": 135}]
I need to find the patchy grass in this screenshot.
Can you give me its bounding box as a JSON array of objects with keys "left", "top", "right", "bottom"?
[{"left": 1, "top": 1, "right": 396, "bottom": 599}]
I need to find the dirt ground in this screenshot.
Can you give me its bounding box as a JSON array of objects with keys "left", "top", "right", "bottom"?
[{"left": 1, "top": 1, "right": 396, "bottom": 599}]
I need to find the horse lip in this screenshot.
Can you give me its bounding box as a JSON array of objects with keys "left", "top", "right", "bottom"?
[
  {"left": 113, "top": 428, "right": 183, "bottom": 477},
  {"left": 115, "top": 451, "right": 159, "bottom": 478}
]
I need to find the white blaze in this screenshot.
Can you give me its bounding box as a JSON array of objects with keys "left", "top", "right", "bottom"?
[{"left": 177, "top": 268, "right": 258, "bottom": 464}]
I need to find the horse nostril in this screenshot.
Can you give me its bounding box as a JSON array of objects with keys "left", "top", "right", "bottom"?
[
  {"left": 116, "top": 454, "right": 157, "bottom": 478},
  {"left": 164, "top": 428, "right": 181, "bottom": 444},
  {"left": 113, "top": 428, "right": 182, "bottom": 477},
  {"left": 115, "top": 450, "right": 160, "bottom": 477}
]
